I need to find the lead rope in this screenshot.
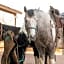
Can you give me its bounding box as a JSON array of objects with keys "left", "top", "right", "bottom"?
[
  {"left": 14, "top": 38, "right": 19, "bottom": 63},
  {"left": 16, "top": 42, "right": 19, "bottom": 61},
  {"left": 28, "top": 33, "right": 31, "bottom": 45}
]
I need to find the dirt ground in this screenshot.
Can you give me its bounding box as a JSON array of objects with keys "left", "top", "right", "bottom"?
[
  {"left": 0, "top": 52, "right": 64, "bottom": 64},
  {"left": 0, "top": 41, "right": 64, "bottom": 64}
]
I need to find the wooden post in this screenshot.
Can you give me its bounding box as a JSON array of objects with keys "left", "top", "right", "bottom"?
[{"left": 0, "top": 23, "right": 2, "bottom": 40}]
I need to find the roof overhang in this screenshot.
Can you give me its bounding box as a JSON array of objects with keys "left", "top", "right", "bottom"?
[{"left": 0, "top": 4, "right": 22, "bottom": 15}]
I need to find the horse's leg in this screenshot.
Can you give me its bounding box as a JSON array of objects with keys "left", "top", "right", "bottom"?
[
  {"left": 49, "top": 45, "right": 56, "bottom": 64},
  {"left": 38, "top": 48, "right": 45, "bottom": 64},
  {"left": 34, "top": 50, "right": 40, "bottom": 64},
  {"left": 45, "top": 51, "right": 48, "bottom": 64},
  {"left": 39, "top": 54, "right": 45, "bottom": 64},
  {"left": 49, "top": 55, "right": 56, "bottom": 64},
  {"left": 35, "top": 56, "right": 40, "bottom": 64},
  {"left": 34, "top": 49, "right": 45, "bottom": 64},
  {"left": 1, "top": 40, "right": 15, "bottom": 64},
  {"left": 35, "top": 55, "right": 45, "bottom": 64},
  {"left": 10, "top": 49, "right": 19, "bottom": 64}
]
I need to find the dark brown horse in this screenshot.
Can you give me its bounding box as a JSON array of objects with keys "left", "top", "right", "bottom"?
[
  {"left": 24, "top": 7, "right": 56, "bottom": 64},
  {"left": 0, "top": 24, "right": 20, "bottom": 64},
  {"left": 1, "top": 30, "right": 18, "bottom": 64}
]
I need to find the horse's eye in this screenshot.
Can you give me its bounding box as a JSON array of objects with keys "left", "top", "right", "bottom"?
[{"left": 51, "top": 10, "right": 54, "bottom": 14}]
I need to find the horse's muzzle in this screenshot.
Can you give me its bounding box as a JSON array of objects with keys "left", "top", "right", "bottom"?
[{"left": 28, "top": 35, "right": 36, "bottom": 43}]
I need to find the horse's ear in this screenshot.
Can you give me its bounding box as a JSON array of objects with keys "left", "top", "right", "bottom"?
[
  {"left": 50, "top": 6, "right": 54, "bottom": 14},
  {"left": 24, "top": 6, "right": 27, "bottom": 12},
  {"left": 50, "top": 6, "right": 54, "bottom": 9}
]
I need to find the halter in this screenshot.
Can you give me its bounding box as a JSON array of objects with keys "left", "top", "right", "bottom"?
[
  {"left": 28, "top": 27, "right": 37, "bottom": 43},
  {"left": 27, "top": 26, "right": 37, "bottom": 30},
  {"left": 25, "top": 13, "right": 39, "bottom": 43},
  {"left": 26, "top": 17, "right": 38, "bottom": 30},
  {"left": 26, "top": 24, "right": 38, "bottom": 44}
]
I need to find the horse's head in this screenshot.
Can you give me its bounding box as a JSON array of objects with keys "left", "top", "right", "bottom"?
[
  {"left": 49, "top": 6, "right": 60, "bottom": 23},
  {"left": 24, "top": 7, "right": 37, "bottom": 41},
  {"left": 2, "top": 30, "right": 15, "bottom": 41},
  {"left": 49, "top": 6, "right": 60, "bottom": 16}
]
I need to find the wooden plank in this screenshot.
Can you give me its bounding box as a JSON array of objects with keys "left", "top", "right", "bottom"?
[
  {"left": 55, "top": 48, "right": 64, "bottom": 55},
  {"left": 0, "top": 41, "right": 4, "bottom": 48},
  {"left": 25, "top": 47, "right": 34, "bottom": 54},
  {"left": 0, "top": 4, "right": 22, "bottom": 15},
  {"left": 0, "top": 41, "right": 4, "bottom": 53}
]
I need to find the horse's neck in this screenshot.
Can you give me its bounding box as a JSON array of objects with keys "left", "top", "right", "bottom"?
[
  {"left": 49, "top": 12, "right": 55, "bottom": 23},
  {"left": 54, "top": 14, "right": 62, "bottom": 28}
]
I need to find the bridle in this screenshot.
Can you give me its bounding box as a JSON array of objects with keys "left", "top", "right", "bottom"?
[
  {"left": 25, "top": 22, "right": 38, "bottom": 44},
  {"left": 27, "top": 26, "right": 37, "bottom": 30}
]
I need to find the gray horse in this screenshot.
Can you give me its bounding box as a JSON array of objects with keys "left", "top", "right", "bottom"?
[{"left": 24, "top": 7, "right": 56, "bottom": 64}]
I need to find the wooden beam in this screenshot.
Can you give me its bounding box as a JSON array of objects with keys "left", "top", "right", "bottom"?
[{"left": 0, "top": 4, "right": 22, "bottom": 15}]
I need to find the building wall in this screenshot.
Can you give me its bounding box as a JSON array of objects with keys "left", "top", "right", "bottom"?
[{"left": 0, "top": 10, "right": 15, "bottom": 26}]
